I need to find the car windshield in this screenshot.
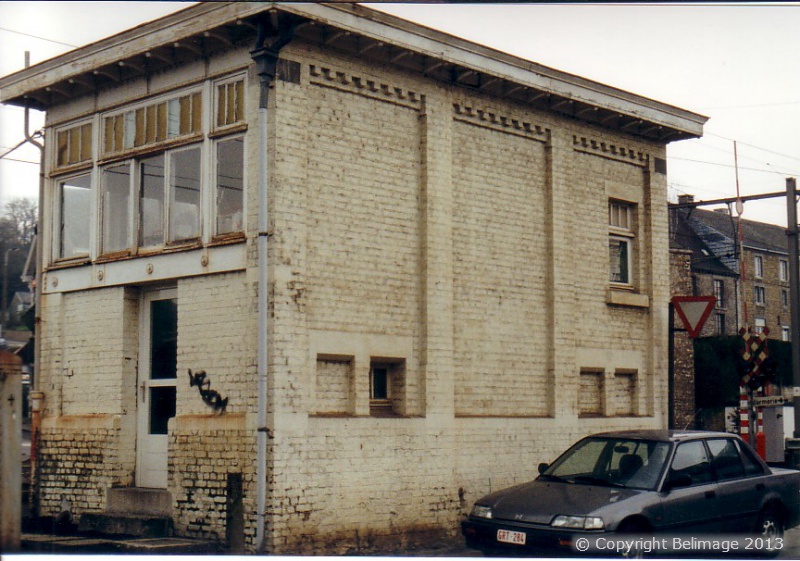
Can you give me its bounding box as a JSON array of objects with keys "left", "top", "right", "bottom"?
[{"left": 541, "top": 437, "right": 670, "bottom": 490}]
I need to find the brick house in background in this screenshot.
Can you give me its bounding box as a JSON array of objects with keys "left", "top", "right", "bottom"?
[
  {"left": 0, "top": 3, "right": 705, "bottom": 553},
  {"left": 672, "top": 197, "right": 790, "bottom": 339},
  {"left": 670, "top": 196, "right": 791, "bottom": 436}
]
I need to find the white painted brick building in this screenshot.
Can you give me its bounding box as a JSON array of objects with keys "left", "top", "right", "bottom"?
[{"left": 0, "top": 3, "right": 706, "bottom": 553}]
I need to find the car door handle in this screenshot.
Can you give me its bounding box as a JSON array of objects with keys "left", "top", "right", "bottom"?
[
  {"left": 704, "top": 490, "right": 716, "bottom": 499},
  {"left": 756, "top": 483, "right": 765, "bottom": 491}
]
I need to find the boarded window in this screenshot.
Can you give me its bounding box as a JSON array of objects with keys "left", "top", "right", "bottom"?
[
  {"left": 315, "top": 357, "right": 352, "bottom": 415},
  {"left": 103, "top": 92, "right": 201, "bottom": 154},
  {"left": 579, "top": 371, "right": 603, "bottom": 417},
  {"left": 613, "top": 372, "right": 636, "bottom": 416},
  {"left": 216, "top": 79, "right": 245, "bottom": 128},
  {"left": 56, "top": 123, "right": 92, "bottom": 167}
]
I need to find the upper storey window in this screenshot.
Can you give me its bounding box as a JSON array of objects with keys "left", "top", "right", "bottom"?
[
  {"left": 56, "top": 122, "right": 92, "bottom": 168},
  {"left": 609, "top": 200, "right": 636, "bottom": 286},
  {"left": 216, "top": 78, "right": 245, "bottom": 128},
  {"left": 103, "top": 92, "right": 202, "bottom": 154},
  {"left": 49, "top": 73, "right": 247, "bottom": 265}
]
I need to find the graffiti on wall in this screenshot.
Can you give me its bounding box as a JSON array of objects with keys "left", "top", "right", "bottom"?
[{"left": 188, "top": 369, "right": 229, "bottom": 414}]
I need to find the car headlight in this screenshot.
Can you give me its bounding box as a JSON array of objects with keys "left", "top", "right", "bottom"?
[
  {"left": 470, "top": 505, "right": 493, "bottom": 519},
  {"left": 551, "top": 515, "right": 604, "bottom": 530}
]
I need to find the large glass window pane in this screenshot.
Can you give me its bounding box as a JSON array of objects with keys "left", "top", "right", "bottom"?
[
  {"left": 169, "top": 147, "right": 201, "bottom": 242},
  {"left": 216, "top": 137, "right": 243, "bottom": 234},
  {"left": 140, "top": 155, "right": 165, "bottom": 247},
  {"left": 150, "top": 298, "right": 177, "bottom": 379},
  {"left": 609, "top": 238, "right": 630, "bottom": 284},
  {"left": 102, "top": 164, "right": 131, "bottom": 253},
  {"left": 59, "top": 174, "right": 92, "bottom": 259}
]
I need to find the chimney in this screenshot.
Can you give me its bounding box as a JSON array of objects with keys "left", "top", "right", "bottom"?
[{"left": 678, "top": 194, "right": 695, "bottom": 205}]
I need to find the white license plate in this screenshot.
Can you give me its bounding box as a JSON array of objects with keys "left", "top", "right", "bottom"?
[{"left": 497, "top": 529, "right": 526, "bottom": 545}]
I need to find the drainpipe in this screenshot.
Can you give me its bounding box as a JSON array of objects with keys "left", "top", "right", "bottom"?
[
  {"left": 22, "top": 50, "right": 46, "bottom": 524},
  {"left": 250, "top": 15, "right": 297, "bottom": 553}
]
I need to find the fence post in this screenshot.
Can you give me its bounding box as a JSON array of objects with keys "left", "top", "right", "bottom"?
[{"left": 0, "top": 350, "right": 22, "bottom": 551}]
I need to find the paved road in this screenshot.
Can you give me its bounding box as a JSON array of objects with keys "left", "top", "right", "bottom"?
[{"left": 777, "top": 525, "right": 800, "bottom": 559}]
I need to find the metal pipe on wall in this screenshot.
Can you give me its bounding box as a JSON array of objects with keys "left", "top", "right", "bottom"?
[{"left": 250, "top": 16, "right": 298, "bottom": 552}]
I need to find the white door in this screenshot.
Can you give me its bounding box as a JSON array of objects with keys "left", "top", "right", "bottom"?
[{"left": 136, "top": 288, "right": 178, "bottom": 489}]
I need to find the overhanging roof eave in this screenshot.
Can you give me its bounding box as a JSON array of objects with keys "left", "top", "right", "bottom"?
[{"left": 0, "top": 2, "right": 707, "bottom": 141}]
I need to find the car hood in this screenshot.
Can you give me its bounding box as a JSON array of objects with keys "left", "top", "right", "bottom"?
[{"left": 481, "top": 479, "right": 645, "bottom": 525}]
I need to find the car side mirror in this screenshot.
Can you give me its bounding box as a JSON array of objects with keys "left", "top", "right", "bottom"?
[
  {"left": 538, "top": 463, "right": 549, "bottom": 475},
  {"left": 664, "top": 473, "right": 692, "bottom": 492}
]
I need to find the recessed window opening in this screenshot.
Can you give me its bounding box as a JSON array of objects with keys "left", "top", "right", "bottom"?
[
  {"left": 609, "top": 200, "right": 636, "bottom": 286},
  {"left": 370, "top": 358, "right": 405, "bottom": 417}
]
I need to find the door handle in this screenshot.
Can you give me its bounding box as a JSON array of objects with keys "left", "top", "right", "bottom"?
[
  {"left": 140, "top": 383, "right": 146, "bottom": 402},
  {"left": 704, "top": 490, "right": 716, "bottom": 499}
]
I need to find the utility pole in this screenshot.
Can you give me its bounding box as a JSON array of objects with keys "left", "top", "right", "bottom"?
[{"left": 786, "top": 178, "right": 800, "bottom": 441}]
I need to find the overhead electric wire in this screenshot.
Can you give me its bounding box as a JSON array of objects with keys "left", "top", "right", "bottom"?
[
  {"left": 0, "top": 26, "right": 77, "bottom": 48},
  {"left": 0, "top": 139, "right": 28, "bottom": 160},
  {"left": 0, "top": 157, "right": 40, "bottom": 165},
  {"left": 668, "top": 156, "right": 799, "bottom": 177}
]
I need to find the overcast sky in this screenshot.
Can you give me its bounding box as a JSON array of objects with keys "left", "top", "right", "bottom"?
[{"left": 1, "top": 2, "right": 799, "bottom": 226}]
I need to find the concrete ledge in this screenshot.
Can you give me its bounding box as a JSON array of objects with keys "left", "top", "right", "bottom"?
[{"left": 606, "top": 289, "right": 650, "bottom": 308}]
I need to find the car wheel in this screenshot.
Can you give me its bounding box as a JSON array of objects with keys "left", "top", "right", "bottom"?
[
  {"left": 754, "top": 507, "right": 784, "bottom": 558},
  {"left": 617, "top": 520, "right": 650, "bottom": 559}
]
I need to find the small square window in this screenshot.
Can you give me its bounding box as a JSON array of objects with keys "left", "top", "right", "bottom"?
[
  {"left": 371, "top": 366, "right": 389, "bottom": 401},
  {"left": 370, "top": 359, "right": 404, "bottom": 417}
]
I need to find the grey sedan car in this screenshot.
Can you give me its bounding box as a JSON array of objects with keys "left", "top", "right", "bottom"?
[{"left": 462, "top": 430, "right": 800, "bottom": 556}]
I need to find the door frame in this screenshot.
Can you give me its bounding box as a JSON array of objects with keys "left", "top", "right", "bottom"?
[{"left": 135, "top": 287, "right": 177, "bottom": 489}]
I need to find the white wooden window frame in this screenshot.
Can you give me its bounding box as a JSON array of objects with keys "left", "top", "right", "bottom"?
[
  {"left": 754, "top": 255, "right": 764, "bottom": 279},
  {"left": 48, "top": 73, "right": 249, "bottom": 266},
  {"left": 609, "top": 200, "right": 635, "bottom": 287},
  {"left": 754, "top": 285, "right": 766, "bottom": 306},
  {"left": 53, "top": 171, "right": 94, "bottom": 262}
]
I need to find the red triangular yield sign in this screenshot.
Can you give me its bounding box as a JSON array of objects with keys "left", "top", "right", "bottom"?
[{"left": 671, "top": 296, "right": 717, "bottom": 338}]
